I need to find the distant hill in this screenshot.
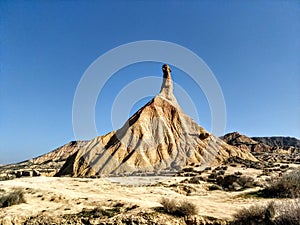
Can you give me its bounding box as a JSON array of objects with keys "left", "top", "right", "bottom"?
[
  {"left": 221, "top": 132, "right": 300, "bottom": 154},
  {"left": 0, "top": 141, "right": 87, "bottom": 176},
  {"left": 252, "top": 136, "right": 300, "bottom": 149}
]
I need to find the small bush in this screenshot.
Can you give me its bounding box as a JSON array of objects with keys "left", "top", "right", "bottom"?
[
  {"left": 231, "top": 202, "right": 275, "bottom": 225},
  {"left": 262, "top": 169, "right": 300, "bottom": 198},
  {"left": 237, "top": 176, "right": 255, "bottom": 188},
  {"left": 0, "top": 174, "right": 16, "bottom": 181},
  {"left": 231, "top": 200, "right": 300, "bottom": 225},
  {"left": 177, "top": 200, "right": 198, "bottom": 216},
  {"left": 275, "top": 199, "right": 300, "bottom": 225},
  {"left": 0, "top": 188, "right": 26, "bottom": 208},
  {"left": 160, "top": 197, "right": 197, "bottom": 216},
  {"left": 160, "top": 198, "right": 177, "bottom": 214}
]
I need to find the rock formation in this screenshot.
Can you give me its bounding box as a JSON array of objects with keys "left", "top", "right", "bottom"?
[
  {"left": 220, "top": 132, "right": 269, "bottom": 152},
  {"left": 252, "top": 136, "right": 300, "bottom": 149},
  {"left": 56, "top": 65, "right": 256, "bottom": 177},
  {"left": 30, "top": 141, "right": 88, "bottom": 165},
  {"left": 221, "top": 132, "right": 300, "bottom": 153},
  {"left": 0, "top": 141, "right": 87, "bottom": 177}
]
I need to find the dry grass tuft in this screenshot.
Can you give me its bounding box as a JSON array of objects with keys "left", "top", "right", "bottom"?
[
  {"left": 231, "top": 199, "right": 300, "bottom": 225},
  {"left": 262, "top": 169, "right": 300, "bottom": 198},
  {"left": 0, "top": 188, "right": 26, "bottom": 208},
  {"left": 275, "top": 199, "right": 300, "bottom": 225},
  {"left": 231, "top": 202, "right": 275, "bottom": 225},
  {"left": 160, "top": 197, "right": 197, "bottom": 216}
]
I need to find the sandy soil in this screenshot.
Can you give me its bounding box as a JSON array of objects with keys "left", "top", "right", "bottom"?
[{"left": 0, "top": 172, "right": 274, "bottom": 223}]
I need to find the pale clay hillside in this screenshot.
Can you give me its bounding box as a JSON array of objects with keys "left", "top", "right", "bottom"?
[{"left": 57, "top": 65, "right": 255, "bottom": 177}]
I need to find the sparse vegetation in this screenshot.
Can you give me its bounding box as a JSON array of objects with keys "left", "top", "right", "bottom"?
[
  {"left": 0, "top": 188, "right": 26, "bottom": 208},
  {"left": 236, "top": 175, "right": 255, "bottom": 189},
  {"left": 261, "top": 169, "right": 300, "bottom": 198},
  {"left": 231, "top": 200, "right": 300, "bottom": 225},
  {"left": 231, "top": 202, "right": 275, "bottom": 225},
  {"left": 159, "top": 197, "right": 198, "bottom": 216},
  {"left": 275, "top": 199, "right": 300, "bottom": 225},
  {"left": 0, "top": 174, "right": 16, "bottom": 181}
]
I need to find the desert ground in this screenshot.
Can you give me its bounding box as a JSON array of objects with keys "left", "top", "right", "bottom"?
[{"left": 1, "top": 162, "right": 299, "bottom": 225}]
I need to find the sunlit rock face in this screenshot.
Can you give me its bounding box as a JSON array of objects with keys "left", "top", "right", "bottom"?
[{"left": 57, "top": 65, "right": 256, "bottom": 177}]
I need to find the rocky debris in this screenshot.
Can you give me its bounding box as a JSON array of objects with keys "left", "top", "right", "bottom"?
[
  {"left": 205, "top": 163, "right": 297, "bottom": 191},
  {"left": 178, "top": 162, "right": 264, "bottom": 192},
  {"left": 214, "top": 174, "right": 256, "bottom": 191},
  {"left": 57, "top": 65, "right": 256, "bottom": 177},
  {"left": 185, "top": 216, "right": 228, "bottom": 225},
  {"left": 225, "top": 156, "right": 265, "bottom": 169},
  {"left": 22, "top": 210, "right": 228, "bottom": 225},
  {"left": 176, "top": 166, "right": 203, "bottom": 177},
  {"left": 252, "top": 151, "right": 300, "bottom": 164},
  {"left": 186, "top": 176, "right": 206, "bottom": 184}
]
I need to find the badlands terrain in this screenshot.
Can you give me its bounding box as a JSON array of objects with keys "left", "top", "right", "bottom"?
[
  {"left": 0, "top": 150, "right": 299, "bottom": 225},
  {"left": 0, "top": 65, "right": 299, "bottom": 224}
]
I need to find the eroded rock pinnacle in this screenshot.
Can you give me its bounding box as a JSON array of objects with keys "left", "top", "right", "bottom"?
[{"left": 160, "top": 64, "right": 174, "bottom": 100}]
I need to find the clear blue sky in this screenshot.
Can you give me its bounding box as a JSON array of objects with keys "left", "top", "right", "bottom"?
[{"left": 1, "top": 1, "right": 299, "bottom": 164}]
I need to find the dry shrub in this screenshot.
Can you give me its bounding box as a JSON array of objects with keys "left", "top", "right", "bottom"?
[
  {"left": 231, "top": 202, "right": 275, "bottom": 225},
  {"left": 177, "top": 200, "right": 198, "bottom": 216},
  {"left": 275, "top": 199, "right": 300, "bottom": 225},
  {"left": 0, "top": 188, "right": 26, "bottom": 208},
  {"left": 231, "top": 199, "right": 300, "bottom": 225},
  {"left": 160, "top": 197, "right": 197, "bottom": 216},
  {"left": 160, "top": 198, "right": 177, "bottom": 214},
  {"left": 0, "top": 175, "right": 16, "bottom": 181},
  {"left": 262, "top": 169, "right": 300, "bottom": 198},
  {"left": 237, "top": 175, "right": 255, "bottom": 188}
]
